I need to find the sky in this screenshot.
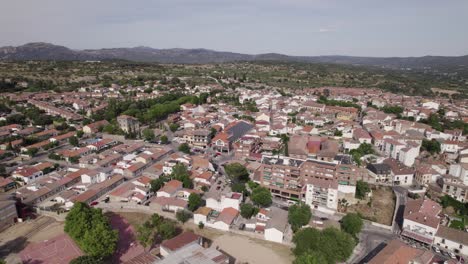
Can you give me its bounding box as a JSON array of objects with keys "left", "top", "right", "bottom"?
[{"left": 1, "top": 0, "right": 467, "bottom": 57}]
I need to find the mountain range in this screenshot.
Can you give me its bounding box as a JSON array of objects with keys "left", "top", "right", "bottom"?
[{"left": 1, "top": 42, "right": 467, "bottom": 70}]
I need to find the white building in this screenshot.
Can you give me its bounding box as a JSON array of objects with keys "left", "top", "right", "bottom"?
[
  {"left": 304, "top": 178, "right": 338, "bottom": 214},
  {"left": 402, "top": 199, "right": 442, "bottom": 245},
  {"left": 433, "top": 225, "right": 468, "bottom": 257},
  {"left": 205, "top": 192, "right": 242, "bottom": 211}
]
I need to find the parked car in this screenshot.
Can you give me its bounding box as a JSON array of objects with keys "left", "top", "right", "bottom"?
[
  {"left": 448, "top": 252, "right": 457, "bottom": 259},
  {"left": 432, "top": 246, "right": 440, "bottom": 253},
  {"left": 90, "top": 201, "right": 99, "bottom": 206}
]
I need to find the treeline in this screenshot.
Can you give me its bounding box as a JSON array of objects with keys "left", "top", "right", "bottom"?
[
  {"left": 318, "top": 96, "right": 361, "bottom": 110},
  {"left": 92, "top": 93, "right": 207, "bottom": 124}
]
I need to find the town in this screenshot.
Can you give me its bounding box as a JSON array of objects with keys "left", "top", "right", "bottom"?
[{"left": 0, "top": 61, "right": 467, "bottom": 264}]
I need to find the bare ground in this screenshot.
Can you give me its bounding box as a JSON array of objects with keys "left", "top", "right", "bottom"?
[{"left": 348, "top": 186, "right": 396, "bottom": 226}]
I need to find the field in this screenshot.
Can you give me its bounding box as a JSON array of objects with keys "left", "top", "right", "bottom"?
[{"left": 348, "top": 186, "right": 396, "bottom": 226}]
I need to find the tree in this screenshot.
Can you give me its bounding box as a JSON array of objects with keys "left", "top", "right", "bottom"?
[
  {"left": 136, "top": 221, "right": 155, "bottom": 248},
  {"left": 340, "top": 213, "right": 363, "bottom": 238},
  {"left": 26, "top": 147, "right": 38, "bottom": 157},
  {"left": 240, "top": 203, "right": 257, "bottom": 219},
  {"left": 188, "top": 193, "right": 203, "bottom": 211},
  {"left": 176, "top": 210, "right": 192, "bottom": 224},
  {"left": 421, "top": 139, "right": 441, "bottom": 154},
  {"left": 198, "top": 222, "right": 204, "bottom": 229},
  {"left": 288, "top": 203, "right": 312, "bottom": 232},
  {"left": 171, "top": 164, "right": 192, "bottom": 188},
  {"left": 142, "top": 128, "right": 155, "bottom": 142},
  {"left": 64, "top": 202, "right": 118, "bottom": 258},
  {"left": 76, "top": 130, "right": 84, "bottom": 138},
  {"left": 224, "top": 163, "right": 249, "bottom": 182},
  {"left": 293, "top": 227, "right": 355, "bottom": 264},
  {"left": 251, "top": 187, "right": 272, "bottom": 207},
  {"left": 169, "top": 123, "right": 179, "bottom": 132},
  {"left": 70, "top": 256, "right": 103, "bottom": 264},
  {"left": 293, "top": 251, "right": 327, "bottom": 264},
  {"left": 150, "top": 177, "right": 166, "bottom": 192},
  {"left": 355, "top": 180, "right": 370, "bottom": 200},
  {"left": 160, "top": 135, "right": 168, "bottom": 144},
  {"left": 69, "top": 136, "right": 79, "bottom": 147},
  {"left": 178, "top": 143, "right": 190, "bottom": 154},
  {"left": 158, "top": 221, "right": 176, "bottom": 240}
]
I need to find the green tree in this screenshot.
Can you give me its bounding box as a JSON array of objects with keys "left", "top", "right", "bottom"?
[
  {"left": 158, "top": 221, "right": 176, "bottom": 240},
  {"left": 169, "top": 123, "right": 179, "bottom": 132},
  {"left": 178, "top": 143, "right": 191, "bottom": 154},
  {"left": 224, "top": 163, "right": 249, "bottom": 182},
  {"left": 355, "top": 180, "right": 370, "bottom": 200},
  {"left": 288, "top": 203, "right": 312, "bottom": 232},
  {"left": 69, "top": 136, "right": 79, "bottom": 147},
  {"left": 26, "top": 147, "right": 39, "bottom": 157},
  {"left": 76, "top": 130, "right": 84, "bottom": 138},
  {"left": 240, "top": 203, "right": 257, "bottom": 219},
  {"left": 70, "top": 255, "right": 103, "bottom": 264},
  {"left": 421, "top": 139, "right": 441, "bottom": 154},
  {"left": 188, "top": 193, "right": 203, "bottom": 211},
  {"left": 171, "top": 164, "right": 192, "bottom": 188},
  {"left": 176, "top": 210, "right": 192, "bottom": 224},
  {"left": 160, "top": 135, "right": 168, "bottom": 144},
  {"left": 136, "top": 221, "right": 155, "bottom": 248},
  {"left": 293, "top": 251, "right": 327, "bottom": 264},
  {"left": 150, "top": 177, "right": 166, "bottom": 192},
  {"left": 340, "top": 213, "right": 363, "bottom": 238},
  {"left": 64, "top": 203, "right": 118, "bottom": 258},
  {"left": 142, "top": 128, "right": 155, "bottom": 142},
  {"left": 293, "top": 227, "right": 355, "bottom": 264},
  {"left": 251, "top": 187, "right": 272, "bottom": 207}
]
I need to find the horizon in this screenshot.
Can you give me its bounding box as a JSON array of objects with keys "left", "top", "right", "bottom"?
[{"left": 1, "top": 0, "right": 468, "bottom": 57}]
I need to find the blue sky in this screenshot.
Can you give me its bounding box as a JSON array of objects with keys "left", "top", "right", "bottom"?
[{"left": 1, "top": 0, "right": 467, "bottom": 57}]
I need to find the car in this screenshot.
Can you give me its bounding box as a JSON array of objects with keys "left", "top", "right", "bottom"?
[
  {"left": 448, "top": 252, "right": 457, "bottom": 259},
  {"left": 90, "top": 201, "right": 99, "bottom": 206},
  {"left": 216, "top": 186, "right": 221, "bottom": 190},
  {"left": 432, "top": 246, "right": 440, "bottom": 253}
]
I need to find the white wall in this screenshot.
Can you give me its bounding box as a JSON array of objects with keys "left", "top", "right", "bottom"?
[{"left": 265, "top": 228, "right": 283, "bottom": 243}]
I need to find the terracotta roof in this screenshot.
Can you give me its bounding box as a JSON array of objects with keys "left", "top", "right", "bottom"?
[
  {"left": 368, "top": 239, "right": 431, "bottom": 264},
  {"left": 160, "top": 231, "right": 200, "bottom": 252},
  {"left": 216, "top": 207, "right": 239, "bottom": 225}
]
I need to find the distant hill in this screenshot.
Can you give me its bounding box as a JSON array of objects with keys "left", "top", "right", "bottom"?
[{"left": 1, "top": 42, "right": 467, "bottom": 70}]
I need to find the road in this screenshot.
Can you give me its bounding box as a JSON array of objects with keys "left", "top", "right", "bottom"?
[
  {"left": 392, "top": 186, "right": 408, "bottom": 234},
  {"left": 348, "top": 223, "right": 396, "bottom": 264}
]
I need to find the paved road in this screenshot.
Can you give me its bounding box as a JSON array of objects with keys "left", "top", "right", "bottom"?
[
  {"left": 392, "top": 186, "right": 408, "bottom": 234},
  {"left": 348, "top": 223, "right": 396, "bottom": 264}
]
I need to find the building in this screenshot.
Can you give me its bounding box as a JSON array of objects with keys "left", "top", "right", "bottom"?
[
  {"left": 433, "top": 225, "right": 468, "bottom": 257},
  {"left": 259, "top": 156, "right": 304, "bottom": 200},
  {"left": 160, "top": 232, "right": 202, "bottom": 257},
  {"left": 304, "top": 177, "right": 338, "bottom": 213},
  {"left": 117, "top": 115, "right": 140, "bottom": 134},
  {"left": 0, "top": 199, "right": 17, "bottom": 232},
  {"left": 442, "top": 176, "right": 468, "bottom": 202},
  {"left": 402, "top": 199, "right": 442, "bottom": 245},
  {"left": 156, "top": 242, "right": 229, "bottom": 264},
  {"left": 205, "top": 192, "right": 242, "bottom": 211},
  {"left": 367, "top": 239, "right": 434, "bottom": 264},
  {"left": 82, "top": 120, "right": 109, "bottom": 134},
  {"left": 182, "top": 129, "right": 211, "bottom": 149},
  {"left": 264, "top": 207, "right": 289, "bottom": 243},
  {"left": 212, "top": 121, "right": 254, "bottom": 153}
]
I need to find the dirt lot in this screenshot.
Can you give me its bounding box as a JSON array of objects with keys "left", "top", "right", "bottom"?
[
  {"left": 348, "top": 186, "right": 396, "bottom": 226},
  {"left": 108, "top": 211, "right": 152, "bottom": 228},
  {"left": 0, "top": 216, "right": 64, "bottom": 264}
]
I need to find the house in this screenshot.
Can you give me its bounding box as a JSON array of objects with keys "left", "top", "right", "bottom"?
[
  {"left": 194, "top": 207, "right": 213, "bottom": 226},
  {"left": 150, "top": 196, "right": 187, "bottom": 212},
  {"left": 117, "top": 115, "right": 140, "bottom": 134},
  {"left": 156, "top": 180, "right": 183, "bottom": 197},
  {"left": 205, "top": 192, "right": 243, "bottom": 211},
  {"left": 367, "top": 239, "right": 434, "bottom": 264},
  {"left": 0, "top": 199, "right": 18, "bottom": 232},
  {"left": 0, "top": 178, "right": 16, "bottom": 192},
  {"left": 12, "top": 167, "right": 43, "bottom": 184},
  {"left": 402, "top": 199, "right": 442, "bottom": 245},
  {"left": 160, "top": 231, "right": 201, "bottom": 257},
  {"left": 264, "top": 207, "right": 289, "bottom": 243},
  {"left": 366, "top": 163, "right": 392, "bottom": 184},
  {"left": 433, "top": 225, "right": 468, "bottom": 257},
  {"left": 83, "top": 120, "right": 109, "bottom": 134},
  {"left": 211, "top": 207, "right": 239, "bottom": 231},
  {"left": 212, "top": 121, "right": 254, "bottom": 153},
  {"left": 157, "top": 243, "right": 228, "bottom": 264}
]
